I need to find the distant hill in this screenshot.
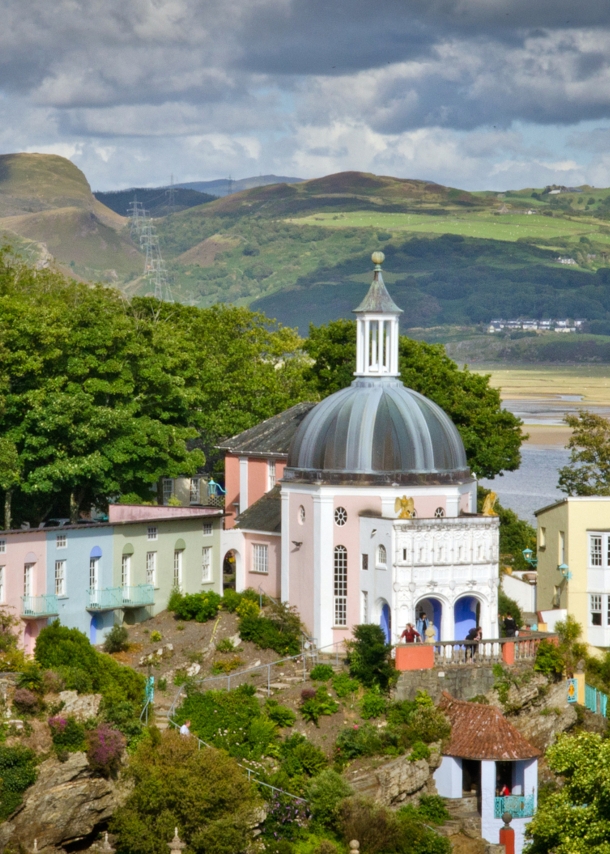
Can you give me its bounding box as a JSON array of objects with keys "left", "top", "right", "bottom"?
[
  {"left": 94, "top": 187, "right": 217, "bottom": 217},
  {"left": 175, "top": 175, "right": 304, "bottom": 197}
]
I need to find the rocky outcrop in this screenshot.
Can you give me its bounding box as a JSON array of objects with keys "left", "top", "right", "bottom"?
[
  {"left": 343, "top": 743, "right": 441, "bottom": 806},
  {"left": 0, "top": 752, "right": 129, "bottom": 852},
  {"left": 58, "top": 691, "right": 102, "bottom": 721},
  {"left": 508, "top": 680, "right": 577, "bottom": 751}
]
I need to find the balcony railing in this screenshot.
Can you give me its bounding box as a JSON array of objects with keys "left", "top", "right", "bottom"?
[
  {"left": 87, "top": 587, "right": 122, "bottom": 611},
  {"left": 21, "top": 594, "right": 59, "bottom": 619},
  {"left": 120, "top": 584, "right": 154, "bottom": 608},
  {"left": 433, "top": 637, "right": 543, "bottom": 666},
  {"left": 494, "top": 794, "right": 535, "bottom": 819}
]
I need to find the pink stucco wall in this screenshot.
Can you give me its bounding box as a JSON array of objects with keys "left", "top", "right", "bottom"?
[
  {"left": 0, "top": 530, "right": 47, "bottom": 652},
  {"left": 109, "top": 505, "right": 220, "bottom": 522},
  {"left": 242, "top": 532, "right": 281, "bottom": 598},
  {"left": 288, "top": 492, "right": 315, "bottom": 637},
  {"left": 413, "top": 496, "right": 446, "bottom": 518},
  {"left": 224, "top": 455, "right": 241, "bottom": 529}
]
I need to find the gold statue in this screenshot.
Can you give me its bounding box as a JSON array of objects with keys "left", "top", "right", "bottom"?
[
  {"left": 395, "top": 495, "right": 415, "bottom": 519},
  {"left": 482, "top": 491, "right": 498, "bottom": 516}
]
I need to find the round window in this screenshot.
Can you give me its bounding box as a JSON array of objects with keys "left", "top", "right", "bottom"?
[
  {"left": 298, "top": 505, "right": 306, "bottom": 525},
  {"left": 434, "top": 507, "right": 445, "bottom": 518},
  {"left": 334, "top": 506, "right": 348, "bottom": 526}
]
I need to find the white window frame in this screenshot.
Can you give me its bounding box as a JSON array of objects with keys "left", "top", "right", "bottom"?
[
  {"left": 190, "top": 478, "right": 200, "bottom": 504},
  {"left": 0, "top": 539, "right": 6, "bottom": 554},
  {"left": 591, "top": 593, "right": 603, "bottom": 626},
  {"left": 162, "top": 478, "right": 174, "bottom": 505},
  {"left": 55, "top": 559, "right": 66, "bottom": 596},
  {"left": 252, "top": 543, "right": 269, "bottom": 574},
  {"left": 590, "top": 534, "right": 602, "bottom": 567},
  {"left": 361, "top": 590, "right": 369, "bottom": 623},
  {"left": 147, "top": 526, "right": 158, "bottom": 541},
  {"left": 334, "top": 545, "right": 348, "bottom": 626},
  {"left": 89, "top": 557, "right": 99, "bottom": 591},
  {"left": 376, "top": 544, "right": 387, "bottom": 568},
  {"left": 268, "top": 460, "right": 276, "bottom": 490},
  {"left": 334, "top": 506, "right": 348, "bottom": 526},
  {"left": 173, "top": 549, "right": 183, "bottom": 590},
  {"left": 298, "top": 505, "right": 305, "bottom": 525},
  {"left": 202, "top": 522, "right": 212, "bottom": 536},
  {"left": 56, "top": 534, "right": 67, "bottom": 549},
  {"left": 201, "top": 546, "right": 212, "bottom": 583},
  {"left": 0, "top": 566, "right": 5, "bottom": 603},
  {"left": 24, "top": 563, "right": 33, "bottom": 597},
  {"left": 121, "top": 554, "right": 131, "bottom": 588},
  {"left": 146, "top": 551, "right": 157, "bottom": 586}
]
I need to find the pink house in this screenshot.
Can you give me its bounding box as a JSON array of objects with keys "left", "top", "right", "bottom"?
[{"left": 0, "top": 528, "right": 50, "bottom": 653}]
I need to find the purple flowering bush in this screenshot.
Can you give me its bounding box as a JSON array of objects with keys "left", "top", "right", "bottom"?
[
  {"left": 262, "top": 792, "right": 311, "bottom": 841},
  {"left": 86, "top": 724, "right": 125, "bottom": 777},
  {"left": 48, "top": 715, "right": 86, "bottom": 752},
  {"left": 13, "top": 688, "right": 40, "bottom": 715}
]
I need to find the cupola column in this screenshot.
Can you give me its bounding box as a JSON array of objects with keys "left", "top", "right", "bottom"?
[{"left": 354, "top": 252, "right": 402, "bottom": 379}]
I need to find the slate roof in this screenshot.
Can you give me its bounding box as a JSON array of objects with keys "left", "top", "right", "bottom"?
[
  {"left": 353, "top": 270, "right": 402, "bottom": 314},
  {"left": 235, "top": 485, "right": 281, "bottom": 533},
  {"left": 217, "top": 402, "right": 317, "bottom": 457},
  {"left": 438, "top": 693, "right": 541, "bottom": 761}
]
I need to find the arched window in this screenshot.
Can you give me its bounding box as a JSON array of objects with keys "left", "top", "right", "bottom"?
[
  {"left": 376, "top": 544, "right": 387, "bottom": 567},
  {"left": 434, "top": 507, "right": 445, "bottom": 518},
  {"left": 334, "top": 546, "right": 348, "bottom": 626},
  {"left": 335, "top": 507, "right": 348, "bottom": 526}
]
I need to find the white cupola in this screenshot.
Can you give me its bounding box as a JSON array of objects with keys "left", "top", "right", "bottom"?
[{"left": 353, "top": 251, "right": 402, "bottom": 378}]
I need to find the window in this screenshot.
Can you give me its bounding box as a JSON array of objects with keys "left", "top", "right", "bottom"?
[
  {"left": 362, "top": 553, "right": 369, "bottom": 570},
  {"left": 55, "top": 560, "right": 66, "bottom": 596},
  {"left": 190, "top": 478, "right": 200, "bottom": 504},
  {"left": 434, "top": 507, "right": 445, "bottom": 518},
  {"left": 201, "top": 547, "right": 212, "bottom": 582},
  {"left": 56, "top": 534, "right": 67, "bottom": 549},
  {"left": 162, "top": 479, "right": 174, "bottom": 505},
  {"left": 334, "top": 507, "right": 348, "bottom": 526},
  {"left": 0, "top": 567, "right": 5, "bottom": 603},
  {"left": 362, "top": 590, "right": 369, "bottom": 623},
  {"left": 539, "top": 527, "right": 546, "bottom": 549},
  {"left": 202, "top": 522, "right": 212, "bottom": 536},
  {"left": 298, "top": 505, "right": 306, "bottom": 525},
  {"left": 89, "top": 558, "right": 99, "bottom": 590},
  {"left": 146, "top": 551, "right": 156, "bottom": 586},
  {"left": 402, "top": 548, "right": 407, "bottom": 561},
  {"left": 121, "top": 554, "right": 131, "bottom": 588},
  {"left": 334, "top": 546, "right": 348, "bottom": 626},
  {"left": 24, "top": 564, "right": 33, "bottom": 597},
  {"left": 268, "top": 460, "right": 276, "bottom": 490},
  {"left": 173, "top": 550, "right": 183, "bottom": 590},
  {"left": 591, "top": 594, "right": 603, "bottom": 626},
  {"left": 559, "top": 531, "right": 566, "bottom": 565},
  {"left": 0, "top": 540, "right": 6, "bottom": 554},
  {"left": 376, "top": 544, "right": 387, "bottom": 567},
  {"left": 147, "top": 526, "right": 158, "bottom": 541},
  {"left": 253, "top": 544, "right": 269, "bottom": 574},
  {"left": 591, "top": 535, "right": 602, "bottom": 566}
]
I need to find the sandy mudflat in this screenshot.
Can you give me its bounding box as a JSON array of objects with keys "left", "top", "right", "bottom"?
[{"left": 522, "top": 424, "right": 572, "bottom": 447}]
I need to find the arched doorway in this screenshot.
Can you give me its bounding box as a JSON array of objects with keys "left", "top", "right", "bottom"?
[
  {"left": 380, "top": 601, "right": 391, "bottom": 643},
  {"left": 454, "top": 595, "right": 480, "bottom": 640},
  {"left": 222, "top": 550, "right": 237, "bottom": 591},
  {"left": 416, "top": 597, "right": 442, "bottom": 642}
]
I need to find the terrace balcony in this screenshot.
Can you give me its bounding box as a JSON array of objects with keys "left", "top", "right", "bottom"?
[
  {"left": 86, "top": 587, "right": 122, "bottom": 612},
  {"left": 494, "top": 794, "right": 535, "bottom": 819},
  {"left": 120, "top": 584, "right": 155, "bottom": 609},
  {"left": 86, "top": 584, "right": 155, "bottom": 611},
  {"left": 21, "top": 594, "right": 59, "bottom": 619}
]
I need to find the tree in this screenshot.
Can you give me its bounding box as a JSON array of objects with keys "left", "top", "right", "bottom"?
[
  {"left": 525, "top": 732, "right": 610, "bottom": 854},
  {"left": 477, "top": 487, "right": 536, "bottom": 570},
  {"left": 558, "top": 411, "right": 610, "bottom": 495},
  {"left": 0, "top": 437, "right": 21, "bottom": 528},
  {"left": 346, "top": 624, "right": 395, "bottom": 691},
  {"left": 111, "top": 730, "right": 261, "bottom": 854},
  {"left": 304, "top": 320, "right": 523, "bottom": 478}
]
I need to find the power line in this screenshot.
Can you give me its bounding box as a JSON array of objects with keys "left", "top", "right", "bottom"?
[
  {"left": 166, "top": 174, "right": 176, "bottom": 215},
  {"left": 129, "top": 197, "right": 173, "bottom": 303}
]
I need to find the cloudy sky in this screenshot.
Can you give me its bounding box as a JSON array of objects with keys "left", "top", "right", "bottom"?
[{"left": 3, "top": 0, "right": 610, "bottom": 190}]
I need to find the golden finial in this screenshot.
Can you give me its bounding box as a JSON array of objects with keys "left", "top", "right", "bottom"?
[{"left": 371, "top": 251, "right": 385, "bottom": 269}]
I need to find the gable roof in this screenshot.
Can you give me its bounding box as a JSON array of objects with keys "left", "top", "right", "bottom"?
[
  {"left": 438, "top": 693, "right": 541, "bottom": 761},
  {"left": 235, "top": 485, "right": 281, "bottom": 533},
  {"left": 217, "top": 402, "right": 317, "bottom": 457}
]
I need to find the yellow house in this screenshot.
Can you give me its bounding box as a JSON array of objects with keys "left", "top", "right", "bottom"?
[{"left": 536, "top": 497, "right": 610, "bottom": 650}]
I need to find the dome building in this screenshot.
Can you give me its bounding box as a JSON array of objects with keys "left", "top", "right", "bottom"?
[{"left": 221, "top": 253, "right": 500, "bottom": 648}]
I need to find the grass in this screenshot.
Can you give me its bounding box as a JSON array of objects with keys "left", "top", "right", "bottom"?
[{"left": 472, "top": 365, "right": 610, "bottom": 405}]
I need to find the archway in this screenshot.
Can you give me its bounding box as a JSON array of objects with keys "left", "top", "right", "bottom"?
[
  {"left": 454, "top": 595, "right": 481, "bottom": 640},
  {"left": 380, "top": 601, "right": 391, "bottom": 643},
  {"left": 416, "top": 597, "right": 442, "bottom": 642},
  {"left": 222, "top": 550, "right": 237, "bottom": 591}
]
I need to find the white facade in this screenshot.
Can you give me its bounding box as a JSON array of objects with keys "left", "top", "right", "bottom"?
[{"left": 434, "top": 756, "right": 463, "bottom": 798}]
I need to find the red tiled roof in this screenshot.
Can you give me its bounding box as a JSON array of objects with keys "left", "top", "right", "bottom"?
[{"left": 438, "top": 692, "right": 541, "bottom": 761}]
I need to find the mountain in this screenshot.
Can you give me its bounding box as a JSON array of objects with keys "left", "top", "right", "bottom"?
[
  {"left": 94, "top": 187, "right": 217, "bottom": 217},
  {"left": 0, "top": 153, "right": 142, "bottom": 282},
  {"left": 175, "top": 174, "right": 304, "bottom": 197}
]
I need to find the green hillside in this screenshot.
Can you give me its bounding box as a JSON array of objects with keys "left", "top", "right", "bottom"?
[{"left": 94, "top": 186, "right": 217, "bottom": 217}]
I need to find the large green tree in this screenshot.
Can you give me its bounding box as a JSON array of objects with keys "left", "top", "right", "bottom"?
[
  {"left": 304, "top": 319, "right": 523, "bottom": 478},
  {"left": 558, "top": 410, "right": 610, "bottom": 495}
]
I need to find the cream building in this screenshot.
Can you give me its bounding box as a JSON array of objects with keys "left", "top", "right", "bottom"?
[{"left": 535, "top": 496, "right": 610, "bottom": 649}]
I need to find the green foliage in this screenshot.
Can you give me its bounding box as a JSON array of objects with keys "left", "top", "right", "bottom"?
[
  {"left": 498, "top": 589, "right": 524, "bottom": 631},
  {"left": 304, "top": 320, "right": 522, "bottom": 478},
  {"left": 0, "top": 745, "right": 37, "bottom": 820},
  {"left": 331, "top": 672, "right": 359, "bottom": 698},
  {"left": 306, "top": 770, "right": 353, "bottom": 830},
  {"left": 16, "top": 661, "right": 44, "bottom": 695},
  {"left": 346, "top": 624, "right": 395, "bottom": 691},
  {"left": 414, "top": 795, "right": 450, "bottom": 825},
  {"left": 556, "top": 615, "right": 587, "bottom": 678},
  {"left": 265, "top": 699, "right": 297, "bottom": 728},
  {"left": 408, "top": 742, "right": 431, "bottom": 762},
  {"left": 236, "top": 598, "right": 260, "bottom": 619},
  {"left": 0, "top": 608, "right": 26, "bottom": 672},
  {"left": 335, "top": 724, "right": 388, "bottom": 763},
  {"left": 525, "top": 732, "right": 610, "bottom": 854},
  {"left": 215, "top": 638, "right": 237, "bottom": 653},
  {"left": 309, "top": 664, "right": 334, "bottom": 682},
  {"left": 406, "top": 706, "right": 451, "bottom": 744},
  {"left": 103, "top": 625, "right": 130, "bottom": 654},
  {"left": 534, "top": 640, "right": 565, "bottom": 677},
  {"left": 48, "top": 715, "right": 86, "bottom": 752},
  {"left": 111, "top": 730, "right": 261, "bottom": 854},
  {"left": 360, "top": 689, "right": 388, "bottom": 720},
  {"left": 559, "top": 411, "right": 610, "bottom": 495},
  {"left": 279, "top": 734, "right": 328, "bottom": 778},
  {"left": 300, "top": 688, "right": 339, "bottom": 726},
  {"left": 339, "top": 796, "right": 451, "bottom": 854},
  {"left": 168, "top": 590, "right": 222, "bottom": 622},
  {"left": 211, "top": 656, "right": 243, "bottom": 674},
  {"left": 478, "top": 487, "right": 536, "bottom": 573},
  {"left": 149, "top": 631, "right": 162, "bottom": 643},
  {"left": 238, "top": 604, "right": 302, "bottom": 657},
  {"left": 220, "top": 589, "right": 243, "bottom": 612}
]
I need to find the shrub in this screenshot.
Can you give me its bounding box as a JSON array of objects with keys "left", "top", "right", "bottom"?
[
  {"left": 414, "top": 795, "right": 450, "bottom": 825},
  {"left": 13, "top": 688, "right": 40, "bottom": 715},
  {"left": 360, "top": 689, "right": 387, "bottom": 720},
  {"left": 332, "top": 672, "right": 359, "bottom": 698},
  {"left": 103, "top": 625, "right": 130, "bottom": 654},
  {"left": 0, "top": 745, "right": 37, "bottom": 820},
  {"left": 48, "top": 716, "right": 86, "bottom": 752},
  {"left": 238, "top": 614, "right": 301, "bottom": 656},
  {"left": 265, "top": 699, "right": 297, "bottom": 728},
  {"left": 211, "top": 656, "right": 244, "bottom": 674},
  {"left": 346, "top": 625, "right": 395, "bottom": 691},
  {"left": 280, "top": 733, "right": 327, "bottom": 777},
  {"left": 339, "top": 796, "right": 451, "bottom": 854},
  {"left": 168, "top": 591, "right": 222, "bottom": 622},
  {"left": 498, "top": 589, "right": 523, "bottom": 631},
  {"left": 300, "top": 687, "right": 339, "bottom": 726},
  {"left": 42, "top": 670, "right": 65, "bottom": 694},
  {"left": 215, "top": 638, "right": 236, "bottom": 653},
  {"left": 221, "top": 590, "right": 243, "bottom": 612},
  {"left": 158, "top": 678, "right": 167, "bottom": 692},
  {"left": 86, "top": 724, "right": 126, "bottom": 777},
  {"left": 17, "top": 662, "right": 44, "bottom": 695},
  {"left": 405, "top": 706, "right": 451, "bottom": 744},
  {"left": 535, "top": 639, "right": 565, "bottom": 677},
  {"left": 307, "top": 769, "right": 353, "bottom": 830},
  {"left": 236, "top": 598, "right": 260, "bottom": 620},
  {"left": 335, "top": 724, "right": 386, "bottom": 763},
  {"left": 167, "top": 588, "right": 183, "bottom": 612},
  {"left": 310, "top": 664, "right": 334, "bottom": 682},
  {"left": 101, "top": 697, "right": 144, "bottom": 746},
  {"left": 408, "top": 741, "right": 431, "bottom": 761},
  {"left": 0, "top": 608, "right": 26, "bottom": 672},
  {"left": 262, "top": 792, "right": 310, "bottom": 842},
  {"left": 149, "top": 630, "right": 162, "bottom": 643}
]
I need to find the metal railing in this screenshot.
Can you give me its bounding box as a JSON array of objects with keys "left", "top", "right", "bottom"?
[
  {"left": 585, "top": 684, "right": 609, "bottom": 717},
  {"left": 432, "top": 636, "right": 543, "bottom": 666},
  {"left": 87, "top": 587, "right": 121, "bottom": 611},
  {"left": 21, "top": 594, "right": 59, "bottom": 618},
  {"left": 494, "top": 794, "right": 535, "bottom": 819},
  {"left": 120, "top": 584, "right": 155, "bottom": 608}
]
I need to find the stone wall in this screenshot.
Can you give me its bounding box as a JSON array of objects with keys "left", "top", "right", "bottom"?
[{"left": 394, "top": 665, "right": 498, "bottom": 702}]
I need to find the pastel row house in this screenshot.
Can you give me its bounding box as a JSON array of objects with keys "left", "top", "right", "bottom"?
[{"left": 0, "top": 504, "right": 223, "bottom": 651}]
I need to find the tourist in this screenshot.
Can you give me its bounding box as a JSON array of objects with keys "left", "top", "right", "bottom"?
[
  {"left": 400, "top": 623, "right": 421, "bottom": 643},
  {"left": 465, "top": 626, "right": 482, "bottom": 659},
  {"left": 179, "top": 719, "right": 191, "bottom": 736},
  {"left": 416, "top": 610, "right": 428, "bottom": 637},
  {"left": 503, "top": 613, "right": 517, "bottom": 638}
]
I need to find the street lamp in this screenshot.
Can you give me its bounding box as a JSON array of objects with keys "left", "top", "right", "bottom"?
[
  {"left": 522, "top": 548, "right": 538, "bottom": 569},
  {"left": 558, "top": 563, "right": 572, "bottom": 580}
]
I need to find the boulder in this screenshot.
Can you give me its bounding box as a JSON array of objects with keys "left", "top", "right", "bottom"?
[
  {"left": 343, "top": 743, "right": 441, "bottom": 805},
  {"left": 58, "top": 691, "right": 102, "bottom": 721},
  {"left": 0, "top": 752, "right": 129, "bottom": 852},
  {"left": 510, "top": 680, "right": 577, "bottom": 750}
]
